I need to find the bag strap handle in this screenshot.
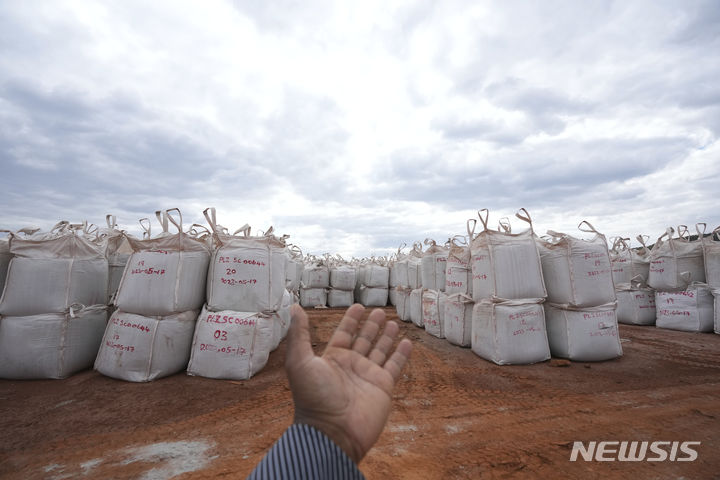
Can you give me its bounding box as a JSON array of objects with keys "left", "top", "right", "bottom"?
[
  {"left": 50, "top": 220, "right": 70, "bottom": 235},
  {"left": 654, "top": 227, "right": 674, "bottom": 248},
  {"left": 467, "top": 218, "right": 477, "bottom": 239},
  {"left": 515, "top": 208, "right": 533, "bottom": 228},
  {"left": 16, "top": 227, "right": 41, "bottom": 236},
  {"left": 139, "top": 218, "right": 152, "bottom": 239},
  {"left": 578, "top": 220, "right": 600, "bottom": 235},
  {"left": 424, "top": 238, "right": 437, "bottom": 247},
  {"left": 165, "top": 208, "right": 183, "bottom": 233},
  {"left": 189, "top": 223, "right": 210, "bottom": 237},
  {"left": 106, "top": 215, "right": 117, "bottom": 230},
  {"left": 477, "top": 209, "right": 489, "bottom": 232},
  {"left": 450, "top": 234, "right": 467, "bottom": 247},
  {"left": 233, "top": 224, "right": 251, "bottom": 237},
  {"left": 203, "top": 207, "right": 218, "bottom": 234},
  {"left": 677, "top": 225, "right": 690, "bottom": 241},
  {"left": 155, "top": 210, "right": 170, "bottom": 233},
  {"left": 412, "top": 241, "right": 423, "bottom": 255},
  {"left": 498, "top": 217, "right": 512, "bottom": 233},
  {"left": 85, "top": 223, "right": 99, "bottom": 240}
]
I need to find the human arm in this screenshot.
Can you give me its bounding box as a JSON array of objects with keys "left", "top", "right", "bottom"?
[{"left": 247, "top": 303, "right": 413, "bottom": 478}]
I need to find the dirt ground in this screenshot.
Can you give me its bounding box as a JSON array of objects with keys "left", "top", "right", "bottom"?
[{"left": 1, "top": 307, "right": 719, "bottom": 479}]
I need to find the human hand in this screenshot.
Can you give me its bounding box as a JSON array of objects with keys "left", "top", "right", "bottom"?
[{"left": 285, "top": 303, "right": 413, "bottom": 464}]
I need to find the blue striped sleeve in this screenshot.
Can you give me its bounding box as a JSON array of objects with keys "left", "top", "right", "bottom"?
[{"left": 247, "top": 424, "right": 365, "bottom": 480}]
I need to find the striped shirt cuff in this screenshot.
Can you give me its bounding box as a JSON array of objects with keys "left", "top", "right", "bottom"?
[{"left": 247, "top": 423, "right": 365, "bottom": 479}]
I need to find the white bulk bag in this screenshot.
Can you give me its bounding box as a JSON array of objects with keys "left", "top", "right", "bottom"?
[
  {"left": 698, "top": 224, "right": 720, "bottom": 289},
  {"left": 187, "top": 306, "right": 274, "bottom": 380},
  {"left": 545, "top": 303, "right": 623, "bottom": 361},
  {"left": 0, "top": 231, "right": 108, "bottom": 316},
  {"left": 471, "top": 299, "right": 550, "bottom": 365},
  {"left": 471, "top": 209, "right": 546, "bottom": 302},
  {"left": 115, "top": 210, "right": 210, "bottom": 316},
  {"left": 0, "top": 227, "right": 39, "bottom": 297},
  {"left": 388, "top": 286, "right": 399, "bottom": 307},
  {"left": 395, "top": 287, "right": 412, "bottom": 322},
  {"left": 359, "top": 287, "right": 388, "bottom": 307},
  {"left": 421, "top": 240, "right": 448, "bottom": 291},
  {"left": 389, "top": 244, "right": 407, "bottom": 287},
  {"left": 328, "top": 289, "right": 354, "bottom": 308},
  {"left": 330, "top": 266, "right": 357, "bottom": 291},
  {"left": 616, "top": 284, "right": 656, "bottom": 325},
  {"left": 444, "top": 293, "right": 473, "bottom": 347},
  {"left": 445, "top": 236, "right": 472, "bottom": 296},
  {"left": 394, "top": 259, "right": 410, "bottom": 288},
  {"left": 655, "top": 285, "right": 714, "bottom": 332},
  {"left": 95, "top": 309, "right": 197, "bottom": 382},
  {"left": 204, "top": 210, "right": 287, "bottom": 313},
  {"left": 284, "top": 245, "right": 303, "bottom": 292},
  {"left": 300, "top": 288, "right": 327, "bottom": 308},
  {"left": 537, "top": 221, "right": 616, "bottom": 308},
  {"left": 285, "top": 258, "right": 302, "bottom": 292},
  {"left": 407, "top": 258, "right": 422, "bottom": 289},
  {"left": 422, "top": 290, "right": 444, "bottom": 338},
  {"left": 647, "top": 226, "right": 705, "bottom": 291},
  {"left": 389, "top": 262, "right": 399, "bottom": 288},
  {"left": 279, "top": 290, "right": 292, "bottom": 339},
  {"left": 409, "top": 288, "right": 424, "bottom": 327},
  {"left": 301, "top": 263, "right": 330, "bottom": 289},
  {"left": 363, "top": 264, "right": 390, "bottom": 288},
  {"left": 269, "top": 289, "right": 293, "bottom": 350},
  {"left": 0, "top": 305, "right": 108, "bottom": 379},
  {"left": 609, "top": 236, "right": 650, "bottom": 288}
]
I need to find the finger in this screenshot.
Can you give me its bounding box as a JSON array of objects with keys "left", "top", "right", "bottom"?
[
  {"left": 383, "top": 338, "right": 413, "bottom": 383},
  {"left": 285, "top": 304, "right": 314, "bottom": 370},
  {"left": 368, "top": 320, "right": 399, "bottom": 365},
  {"left": 327, "top": 303, "right": 365, "bottom": 349},
  {"left": 352, "top": 308, "right": 386, "bottom": 356}
]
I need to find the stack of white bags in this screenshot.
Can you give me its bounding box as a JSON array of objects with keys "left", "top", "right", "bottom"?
[
  {"left": 470, "top": 209, "right": 551, "bottom": 364},
  {"left": 0, "top": 223, "right": 110, "bottom": 379},
  {"left": 611, "top": 236, "right": 655, "bottom": 326},
  {"left": 391, "top": 243, "right": 423, "bottom": 324},
  {"left": 648, "top": 225, "right": 713, "bottom": 333},
  {"left": 300, "top": 259, "right": 329, "bottom": 307},
  {"left": 356, "top": 261, "right": 390, "bottom": 307},
  {"left": 420, "top": 239, "right": 449, "bottom": 339},
  {"left": 95, "top": 209, "right": 210, "bottom": 382},
  {"left": 328, "top": 259, "right": 356, "bottom": 308},
  {"left": 185, "top": 208, "right": 291, "bottom": 381},
  {"left": 537, "top": 221, "right": 623, "bottom": 361}
]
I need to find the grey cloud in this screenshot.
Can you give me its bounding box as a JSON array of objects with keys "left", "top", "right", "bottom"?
[
  {"left": 377, "top": 135, "right": 690, "bottom": 212},
  {"left": 438, "top": 78, "right": 595, "bottom": 143},
  {"left": 670, "top": 0, "right": 720, "bottom": 45}
]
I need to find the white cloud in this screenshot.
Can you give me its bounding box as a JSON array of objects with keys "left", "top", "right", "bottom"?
[{"left": 0, "top": 0, "right": 718, "bottom": 257}]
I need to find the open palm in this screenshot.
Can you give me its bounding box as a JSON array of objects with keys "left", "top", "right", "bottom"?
[{"left": 285, "top": 304, "right": 413, "bottom": 463}]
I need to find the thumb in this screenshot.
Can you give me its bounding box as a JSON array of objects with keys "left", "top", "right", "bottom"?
[{"left": 285, "top": 304, "right": 314, "bottom": 370}]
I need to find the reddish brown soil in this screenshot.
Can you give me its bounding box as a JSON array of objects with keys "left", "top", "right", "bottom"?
[{"left": 1, "top": 307, "right": 719, "bottom": 479}]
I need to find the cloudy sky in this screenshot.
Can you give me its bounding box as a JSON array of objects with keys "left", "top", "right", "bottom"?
[{"left": 1, "top": 0, "right": 718, "bottom": 257}]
